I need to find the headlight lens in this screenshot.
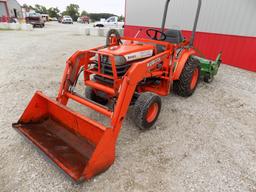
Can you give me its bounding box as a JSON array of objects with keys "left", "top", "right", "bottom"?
[{"left": 114, "top": 56, "right": 126, "bottom": 66}]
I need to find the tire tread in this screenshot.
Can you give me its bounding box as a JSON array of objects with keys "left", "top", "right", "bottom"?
[{"left": 173, "top": 57, "right": 200, "bottom": 97}]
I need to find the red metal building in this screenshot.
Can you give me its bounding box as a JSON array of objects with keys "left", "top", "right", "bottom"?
[
  {"left": 0, "top": 0, "right": 8, "bottom": 22},
  {"left": 124, "top": 0, "right": 256, "bottom": 72},
  {"left": 0, "top": 0, "right": 22, "bottom": 22}
]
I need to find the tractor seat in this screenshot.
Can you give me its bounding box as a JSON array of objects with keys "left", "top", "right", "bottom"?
[
  {"left": 156, "top": 29, "right": 185, "bottom": 53},
  {"left": 164, "top": 29, "right": 184, "bottom": 44}
]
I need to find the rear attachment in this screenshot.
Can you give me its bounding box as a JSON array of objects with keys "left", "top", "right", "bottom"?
[
  {"left": 13, "top": 92, "right": 115, "bottom": 182},
  {"left": 196, "top": 52, "right": 222, "bottom": 83}
]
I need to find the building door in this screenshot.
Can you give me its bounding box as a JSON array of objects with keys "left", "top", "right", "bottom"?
[{"left": 14, "top": 9, "right": 17, "bottom": 18}]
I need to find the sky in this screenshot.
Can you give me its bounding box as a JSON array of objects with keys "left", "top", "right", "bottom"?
[{"left": 18, "top": 0, "right": 125, "bottom": 15}]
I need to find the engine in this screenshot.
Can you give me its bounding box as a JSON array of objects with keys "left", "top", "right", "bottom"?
[{"left": 93, "top": 43, "right": 155, "bottom": 84}]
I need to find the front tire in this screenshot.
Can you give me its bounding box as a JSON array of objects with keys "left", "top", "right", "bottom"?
[
  {"left": 133, "top": 92, "right": 162, "bottom": 130},
  {"left": 173, "top": 57, "right": 200, "bottom": 97}
]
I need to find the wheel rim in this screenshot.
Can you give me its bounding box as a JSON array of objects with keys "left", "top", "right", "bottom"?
[
  {"left": 146, "top": 103, "right": 159, "bottom": 123},
  {"left": 190, "top": 68, "right": 199, "bottom": 90}
]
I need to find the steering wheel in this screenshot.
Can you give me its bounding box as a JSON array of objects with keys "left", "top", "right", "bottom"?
[
  {"left": 146, "top": 28, "right": 167, "bottom": 41},
  {"left": 106, "top": 29, "right": 122, "bottom": 47}
]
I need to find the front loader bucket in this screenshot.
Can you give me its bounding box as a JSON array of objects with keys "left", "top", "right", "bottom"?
[{"left": 13, "top": 92, "right": 115, "bottom": 182}]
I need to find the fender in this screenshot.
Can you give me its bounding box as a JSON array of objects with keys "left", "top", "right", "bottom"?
[{"left": 172, "top": 49, "right": 196, "bottom": 80}]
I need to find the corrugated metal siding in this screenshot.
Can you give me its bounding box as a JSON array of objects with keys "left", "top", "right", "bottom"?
[
  {"left": 126, "top": 0, "right": 256, "bottom": 37},
  {"left": 124, "top": 24, "right": 256, "bottom": 71}
]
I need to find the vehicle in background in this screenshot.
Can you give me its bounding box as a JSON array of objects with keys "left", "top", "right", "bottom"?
[
  {"left": 9, "top": 17, "right": 19, "bottom": 23},
  {"left": 41, "top": 14, "right": 49, "bottom": 22},
  {"left": 61, "top": 16, "right": 73, "bottom": 24},
  {"left": 26, "top": 13, "right": 45, "bottom": 28},
  {"left": 94, "top": 16, "right": 124, "bottom": 28},
  {"left": 49, "top": 17, "right": 58, "bottom": 21},
  {"left": 77, "top": 17, "right": 81, "bottom": 23},
  {"left": 77, "top": 16, "right": 90, "bottom": 24},
  {"left": 58, "top": 17, "right": 62, "bottom": 23}
]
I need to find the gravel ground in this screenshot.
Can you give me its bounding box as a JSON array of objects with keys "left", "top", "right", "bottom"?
[{"left": 0, "top": 22, "right": 256, "bottom": 192}]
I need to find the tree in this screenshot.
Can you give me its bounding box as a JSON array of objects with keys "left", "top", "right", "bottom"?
[
  {"left": 48, "top": 7, "right": 60, "bottom": 18},
  {"left": 34, "top": 4, "right": 48, "bottom": 14},
  {"left": 118, "top": 15, "right": 124, "bottom": 22},
  {"left": 81, "top": 10, "right": 88, "bottom": 17},
  {"left": 62, "top": 4, "right": 80, "bottom": 21},
  {"left": 22, "top": 4, "right": 34, "bottom": 12}
]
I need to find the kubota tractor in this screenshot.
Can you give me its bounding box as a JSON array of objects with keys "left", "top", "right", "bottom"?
[{"left": 13, "top": 0, "right": 221, "bottom": 182}]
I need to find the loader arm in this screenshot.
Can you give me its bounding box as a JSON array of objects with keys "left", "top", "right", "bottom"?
[
  {"left": 57, "top": 48, "right": 172, "bottom": 139},
  {"left": 57, "top": 50, "right": 90, "bottom": 105},
  {"left": 111, "top": 49, "right": 172, "bottom": 136}
]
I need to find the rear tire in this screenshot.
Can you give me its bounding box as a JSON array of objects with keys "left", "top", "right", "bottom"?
[
  {"left": 173, "top": 57, "right": 200, "bottom": 97},
  {"left": 133, "top": 92, "right": 161, "bottom": 130},
  {"left": 85, "top": 87, "right": 108, "bottom": 105},
  {"left": 96, "top": 24, "right": 104, "bottom": 28}
]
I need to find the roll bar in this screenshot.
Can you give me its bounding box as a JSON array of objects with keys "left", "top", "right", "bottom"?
[
  {"left": 161, "top": 0, "right": 202, "bottom": 47},
  {"left": 161, "top": 0, "right": 171, "bottom": 32}
]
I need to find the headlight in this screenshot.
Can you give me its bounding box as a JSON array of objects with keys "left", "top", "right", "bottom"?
[{"left": 114, "top": 56, "right": 127, "bottom": 66}]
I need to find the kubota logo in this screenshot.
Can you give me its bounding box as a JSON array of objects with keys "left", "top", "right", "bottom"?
[
  {"left": 148, "top": 58, "right": 161, "bottom": 67},
  {"left": 127, "top": 55, "right": 136, "bottom": 60}
]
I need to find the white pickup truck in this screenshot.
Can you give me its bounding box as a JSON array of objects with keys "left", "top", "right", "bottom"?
[{"left": 94, "top": 16, "right": 124, "bottom": 28}]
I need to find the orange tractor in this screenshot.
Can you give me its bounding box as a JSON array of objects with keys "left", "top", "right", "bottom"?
[{"left": 13, "top": 0, "right": 221, "bottom": 182}]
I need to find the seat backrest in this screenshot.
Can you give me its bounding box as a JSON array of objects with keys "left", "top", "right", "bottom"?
[{"left": 164, "top": 29, "right": 184, "bottom": 44}]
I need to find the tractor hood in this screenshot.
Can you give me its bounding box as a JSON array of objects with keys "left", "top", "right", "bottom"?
[{"left": 99, "top": 44, "right": 154, "bottom": 62}]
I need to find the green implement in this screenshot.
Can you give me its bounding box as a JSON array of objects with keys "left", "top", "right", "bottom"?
[{"left": 195, "top": 52, "right": 222, "bottom": 83}]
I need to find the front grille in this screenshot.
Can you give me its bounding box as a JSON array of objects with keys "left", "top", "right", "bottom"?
[{"left": 94, "top": 56, "right": 131, "bottom": 77}]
